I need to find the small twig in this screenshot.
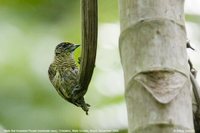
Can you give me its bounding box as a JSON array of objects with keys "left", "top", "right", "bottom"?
[
  {"left": 187, "top": 41, "right": 200, "bottom": 132},
  {"left": 187, "top": 41, "right": 195, "bottom": 50},
  {"left": 188, "top": 59, "right": 200, "bottom": 113},
  {"left": 190, "top": 73, "right": 200, "bottom": 112}
]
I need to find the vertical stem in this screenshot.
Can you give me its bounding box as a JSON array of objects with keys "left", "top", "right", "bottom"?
[
  {"left": 118, "top": 0, "right": 194, "bottom": 132},
  {"left": 79, "top": 0, "right": 98, "bottom": 94}
]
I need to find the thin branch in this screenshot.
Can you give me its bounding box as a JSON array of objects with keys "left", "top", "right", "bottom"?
[{"left": 190, "top": 73, "right": 200, "bottom": 112}]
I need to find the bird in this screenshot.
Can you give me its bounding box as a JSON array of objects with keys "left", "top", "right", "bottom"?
[{"left": 48, "top": 42, "right": 90, "bottom": 115}]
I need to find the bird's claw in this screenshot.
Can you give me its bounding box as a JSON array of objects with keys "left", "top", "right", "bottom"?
[
  {"left": 81, "top": 102, "right": 90, "bottom": 115},
  {"left": 71, "top": 89, "right": 90, "bottom": 115}
]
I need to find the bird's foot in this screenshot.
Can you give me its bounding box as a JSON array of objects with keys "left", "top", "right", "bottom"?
[
  {"left": 80, "top": 100, "right": 90, "bottom": 115},
  {"left": 71, "top": 88, "right": 90, "bottom": 115},
  {"left": 73, "top": 96, "right": 90, "bottom": 115}
]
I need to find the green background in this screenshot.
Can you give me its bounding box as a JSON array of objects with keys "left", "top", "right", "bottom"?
[{"left": 0, "top": 0, "right": 199, "bottom": 132}]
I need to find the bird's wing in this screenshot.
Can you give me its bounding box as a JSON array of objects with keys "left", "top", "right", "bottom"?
[
  {"left": 48, "top": 64, "right": 56, "bottom": 81},
  {"left": 49, "top": 64, "right": 71, "bottom": 100},
  {"left": 61, "top": 67, "right": 79, "bottom": 90}
]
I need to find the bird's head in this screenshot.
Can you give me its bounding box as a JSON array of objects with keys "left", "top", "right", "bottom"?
[{"left": 55, "top": 42, "right": 80, "bottom": 56}]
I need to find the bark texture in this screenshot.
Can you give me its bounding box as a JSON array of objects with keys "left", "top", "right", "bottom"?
[{"left": 118, "top": 0, "right": 194, "bottom": 132}]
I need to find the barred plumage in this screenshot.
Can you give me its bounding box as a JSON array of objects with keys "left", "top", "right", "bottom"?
[{"left": 48, "top": 42, "right": 90, "bottom": 114}]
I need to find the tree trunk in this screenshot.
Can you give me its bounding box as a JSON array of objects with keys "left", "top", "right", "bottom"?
[{"left": 118, "top": 0, "right": 194, "bottom": 132}]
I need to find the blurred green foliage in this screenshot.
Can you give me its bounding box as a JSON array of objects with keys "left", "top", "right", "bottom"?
[
  {"left": 186, "top": 14, "right": 200, "bottom": 24},
  {"left": 0, "top": 0, "right": 199, "bottom": 132},
  {"left": 0, "top": 0, "right": 128, "bottom": 132}
]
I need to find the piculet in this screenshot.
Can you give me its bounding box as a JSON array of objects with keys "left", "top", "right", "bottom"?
[{"left": 48, "top": 42, "right": 90, "bottom": 115}]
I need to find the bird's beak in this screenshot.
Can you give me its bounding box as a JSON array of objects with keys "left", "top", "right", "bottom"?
[{"left": 69, "top": 44, "right": 80, "bottom": 52}]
